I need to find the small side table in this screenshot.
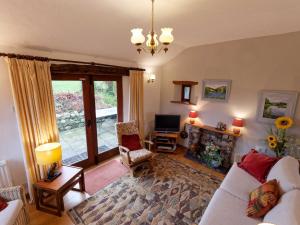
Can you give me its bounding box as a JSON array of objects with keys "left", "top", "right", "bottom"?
[{"left": 33, "top": 165, "right": 85, "bottom": 216}]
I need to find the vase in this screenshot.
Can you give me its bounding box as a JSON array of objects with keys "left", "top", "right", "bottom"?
[{"left": 210, "top": 160, "right": 221, "bottom": 168}]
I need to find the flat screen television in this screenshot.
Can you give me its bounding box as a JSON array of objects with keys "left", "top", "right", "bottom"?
[{"left": 155, "top": 114, "right": 181, "bottom": 132}]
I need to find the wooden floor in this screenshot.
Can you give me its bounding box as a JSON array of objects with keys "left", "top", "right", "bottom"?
[{"left": 28, "top": 146, "right": 224, "bottom": 225}]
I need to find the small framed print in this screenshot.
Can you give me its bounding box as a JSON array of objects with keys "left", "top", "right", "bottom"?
[
  {"left": 202, "top": 79, "right": 232, "bottom": 102},
  {"left": 257, "top": 90, "right": 298, "bottom": 124}
]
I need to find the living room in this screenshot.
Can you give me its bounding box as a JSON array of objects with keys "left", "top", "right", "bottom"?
[{"left": 0, "top": 1, "right": 300, "bottom": 225}]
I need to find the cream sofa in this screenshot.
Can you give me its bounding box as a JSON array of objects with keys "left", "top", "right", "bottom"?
[
  {"left": 199, "top": 156, "right": 300, "bottom": 225},
  {"left": 0, "top": 186, "right": 29, "bottom": 225}
]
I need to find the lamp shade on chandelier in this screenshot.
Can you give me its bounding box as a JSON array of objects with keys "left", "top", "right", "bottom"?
[{"left": 130, "top": 0, "right": 174, "bottom": 55}]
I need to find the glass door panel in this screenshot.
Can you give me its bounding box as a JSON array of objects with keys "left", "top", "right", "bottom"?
[
  {"left": 94, "top": 81, "right": 118, "bottom": 154},
  {"left": 52, "top": 80, "right": 88, "bottom": 165}
]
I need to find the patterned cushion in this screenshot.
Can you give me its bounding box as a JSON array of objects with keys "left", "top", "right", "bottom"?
[
  {"left": 129, "top": 149, "right": 152, "bottom": 163},
  {"left": 247, "top": 179, "right": 280, "bottom": 218}
]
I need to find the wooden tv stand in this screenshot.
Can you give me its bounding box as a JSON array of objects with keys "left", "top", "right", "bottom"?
[{"left": 152, "top": 132, "right": 179, "bottom": 153}]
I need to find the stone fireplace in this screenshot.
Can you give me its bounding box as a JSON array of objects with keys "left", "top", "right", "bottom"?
[{"left": 184, "top": 123, "right": 240, "bottom": 173}]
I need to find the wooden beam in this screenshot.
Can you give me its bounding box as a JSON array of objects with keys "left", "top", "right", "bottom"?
[{"left": 51, "top": 64, "right": 130, "bottom": 76}]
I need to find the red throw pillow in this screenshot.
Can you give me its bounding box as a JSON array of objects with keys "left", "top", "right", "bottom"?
[
  {"left": 238, "top": 149, "right": 279, "bottom": 183},
  {"left": 0, "top": 197, "right": 8, "bottom": 211},
  {"left": 121, "top": 134, "right": 142, "bottom": 151}
]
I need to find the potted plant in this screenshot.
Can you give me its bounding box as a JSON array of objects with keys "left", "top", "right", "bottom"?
[{"left": 267, "top": 116, "right": 293, "bottom": 157}]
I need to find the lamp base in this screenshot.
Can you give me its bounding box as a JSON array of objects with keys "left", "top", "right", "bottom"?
[
  {"left": 44, "top": 162, "right": 61, "bottom": 182},
  {"left": 190, "top": 119, "right": 195, "bottom": 124},
  {"left": 233, "top": 128, "right": 241, "bottom": 135},
  {"left": 44, "top": 171, "right": 62, "bottom": 182}
]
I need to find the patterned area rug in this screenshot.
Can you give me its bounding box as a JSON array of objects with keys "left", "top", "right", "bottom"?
[{"left": 68, "top": 154, "right": 221, "bottom": 225}]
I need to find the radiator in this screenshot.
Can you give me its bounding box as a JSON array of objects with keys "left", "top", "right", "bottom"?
[{"left": 0, "top": 160, "right": 13, "bottom": 188}]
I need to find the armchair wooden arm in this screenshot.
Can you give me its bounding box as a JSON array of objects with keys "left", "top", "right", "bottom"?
[{"left": 119, "top": 145, "right": 131, "bottom": 165}]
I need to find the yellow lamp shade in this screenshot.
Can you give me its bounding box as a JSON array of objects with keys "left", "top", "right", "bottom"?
[{"left": 35, "top": 143, "right": 62, "bottom": 165}]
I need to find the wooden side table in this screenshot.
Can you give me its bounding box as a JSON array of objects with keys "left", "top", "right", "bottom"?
[{"left": 33, "top": 165, "right": 85, "bottom": 216}]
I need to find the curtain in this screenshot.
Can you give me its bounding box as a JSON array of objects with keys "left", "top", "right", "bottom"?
[
  {"left": 129, "top": 70, "right": 145, "bottom": 139},
  {"left": 6, "top": 58, "right": 59, "bottom": 199}
]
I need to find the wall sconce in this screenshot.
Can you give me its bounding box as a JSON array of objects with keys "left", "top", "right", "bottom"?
[{"left": 147, "top": 73, "right": 156, "bottom": 83}]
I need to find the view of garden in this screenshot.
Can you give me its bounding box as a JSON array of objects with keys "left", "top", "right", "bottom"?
[{"left": 52, "top": 80, "right": 118, "bottom": 165}]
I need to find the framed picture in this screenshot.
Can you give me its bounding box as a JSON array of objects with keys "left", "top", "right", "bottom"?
[
  {"left": 202, "top": 79, "right": 232, "bottom": 102},
  {"left": 257, "top": 90, "right": 298, "bottom": 124}
]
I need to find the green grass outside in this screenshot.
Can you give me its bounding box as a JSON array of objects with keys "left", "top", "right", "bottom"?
[
  {"left": 52, "top": 80, "right": 117, "bottom": 107},
  {"left": 52, "top": 81, "right": 82, "bottom": 94}
]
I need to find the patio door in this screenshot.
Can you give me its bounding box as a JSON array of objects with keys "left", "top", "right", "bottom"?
[
  {"left": 90, "top": 76, "right": 123, "bottom": 163},
  {"left": 51, "top": 75, "right": 123, "bottom": 168}
]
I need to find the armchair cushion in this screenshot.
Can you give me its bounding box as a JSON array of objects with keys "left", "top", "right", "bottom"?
[
  {"left": 122, "top": 134, "right": 142, "bottom": 151},
  {"left": 129, "top": 149, "right": 152, "bottom": 163},
  {"left": 0, "top": 199, "right": 23, "bottom": 225},
  {"left": 0, "top": 197, "right": 7, "bottom": 211}
]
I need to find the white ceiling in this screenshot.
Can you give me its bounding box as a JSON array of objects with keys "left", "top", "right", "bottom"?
[{"left": 1, "top": 0, "right": 300, "bottom": 66}]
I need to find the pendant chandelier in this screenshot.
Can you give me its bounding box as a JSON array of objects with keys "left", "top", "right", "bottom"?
[{"left": 130, "top": 0, "right": 174, "bottom": 56}]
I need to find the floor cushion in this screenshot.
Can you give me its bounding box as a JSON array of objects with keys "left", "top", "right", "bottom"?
[
  {"left": 220, "top": 163, "right": 261, "bottom": 202},
  {"left": 0, "top": 199, "right": 23, "bottom": 225},
  {"left": 267, "top": 156, "right": 300, "bottom": 193},
  {"left": 199, "top": 189, "right": 261, "bottom": 225},
  {"left": 263, "top": 189, "right": 300, "bottom": 225}
]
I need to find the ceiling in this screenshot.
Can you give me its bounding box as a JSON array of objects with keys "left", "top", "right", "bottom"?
[{"left": 1, "top": 0, "right": 300, "bottom": 66}]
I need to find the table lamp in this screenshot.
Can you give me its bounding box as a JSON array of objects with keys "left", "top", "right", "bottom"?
[
  {"left": 35, "top": 142, "right": 62, "bottom": 182},
  {"left": 189, "top": 111, "right": 198, "bottom": 124},
  {"left": 232, "top": 118, "right": 244, "bottom": 135}
]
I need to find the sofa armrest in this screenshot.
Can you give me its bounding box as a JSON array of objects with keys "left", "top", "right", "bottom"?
[{"left": 0, "top": 186, "right": 26, "bottom": 205}]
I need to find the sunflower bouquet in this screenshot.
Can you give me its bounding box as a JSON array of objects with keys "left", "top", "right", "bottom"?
[{"left": 267, "top": 116, "right": 293, "bottom": 157}]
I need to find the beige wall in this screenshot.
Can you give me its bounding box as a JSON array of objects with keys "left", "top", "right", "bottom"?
[
  {"left": 143, "top": 67, "right": 162, "bottom": 136},
  {"left": 0, "top": 46, "right": 161, "bottom": 186},
  {"left": 160, "top": 32, "right": 300, "bottom": 156}
]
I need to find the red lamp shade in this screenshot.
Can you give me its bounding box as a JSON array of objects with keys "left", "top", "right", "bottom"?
[
  {"left": 232, "top": 118, "right": 244, "bottom": 127},
  {"left": 189, "top": 111, "right": 198, "bottom": 118}
]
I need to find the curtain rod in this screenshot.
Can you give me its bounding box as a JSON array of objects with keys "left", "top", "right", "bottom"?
[{"left": 0, "top": 52, "right": 145, "bottom": 71}]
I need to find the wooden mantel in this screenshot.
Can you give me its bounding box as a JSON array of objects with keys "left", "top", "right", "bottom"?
[{"left": 191, "top": 123, "right": 241, "bottom": 137}]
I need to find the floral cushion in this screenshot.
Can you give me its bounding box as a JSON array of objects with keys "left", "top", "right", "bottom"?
[
  {"left": 129, "top": 149, "right": 152, "bottom": 163},
  {"left": 247, "top": 179, "right": 280, "bottom": 218}
]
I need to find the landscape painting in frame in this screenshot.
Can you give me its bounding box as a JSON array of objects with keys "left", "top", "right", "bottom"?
[
  {"left": 202, "top": 79, "right": 232, "bottom": 102},
  {"left": 257, "top": 90, "right": 298, "bottom": 124}
]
